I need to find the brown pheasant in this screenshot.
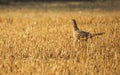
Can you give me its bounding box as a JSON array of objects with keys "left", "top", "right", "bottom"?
[{"left": 72, "top": 19, "right": 92, "bottom": 43}]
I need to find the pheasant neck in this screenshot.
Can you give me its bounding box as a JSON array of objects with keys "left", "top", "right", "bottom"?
[{"left": 73, "top": 22, "right": 79, "bottom": 31}]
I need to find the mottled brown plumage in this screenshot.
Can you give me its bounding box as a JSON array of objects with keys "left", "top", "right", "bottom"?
[{"left": 72, "top": 19, "right": 92, "bottom": 43}]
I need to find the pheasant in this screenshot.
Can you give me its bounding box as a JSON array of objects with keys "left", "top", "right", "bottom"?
[{"left": 72, "top": 19, "right": 92, "bottom": 43}]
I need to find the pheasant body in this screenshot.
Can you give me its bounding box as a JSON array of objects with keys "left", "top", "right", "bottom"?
[{"left": 72, "top": 19, "right": 92, "bottom": 42}]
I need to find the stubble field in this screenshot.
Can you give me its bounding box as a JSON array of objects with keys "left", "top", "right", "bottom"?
[{"left": 0, "top": 1, "right": 120, "bottom": 75}]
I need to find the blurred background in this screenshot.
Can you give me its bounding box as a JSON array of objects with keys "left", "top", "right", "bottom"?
[{"left": 0, "top": 0, "right": 119, "bottom": 11}]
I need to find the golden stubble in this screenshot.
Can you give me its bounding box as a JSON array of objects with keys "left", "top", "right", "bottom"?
[{"left": 0, "top": 9, "right": 120, "bottom": 75}]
